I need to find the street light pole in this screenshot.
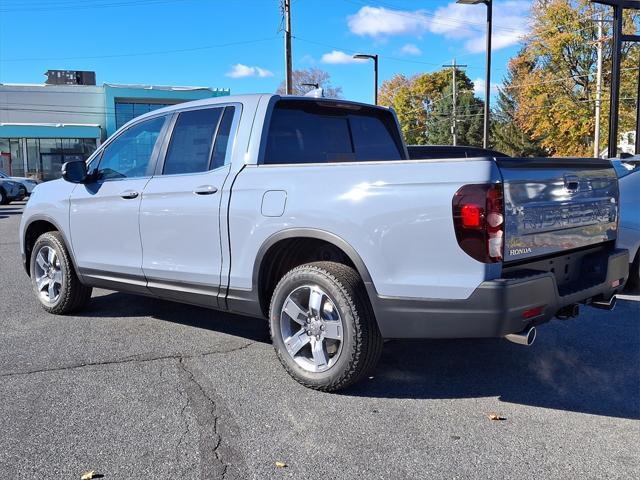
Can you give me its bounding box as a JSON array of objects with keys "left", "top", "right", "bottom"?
[
  {"left": 457, "top": 0, "right": 492, "bottom": 149},
  {"left": 353, "top": 53, "right": 379, "bottom": 105}
]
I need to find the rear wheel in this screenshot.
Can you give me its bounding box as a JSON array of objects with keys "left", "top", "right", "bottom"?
[
  {"left": 269, "top": 261, "right": 383, "bottom": 392},
  {"left": 0, "top": 188, "right": 7, "bottom": 205},
  {"left": 30, "top": 231, "right": 92, "bottom": 314}
]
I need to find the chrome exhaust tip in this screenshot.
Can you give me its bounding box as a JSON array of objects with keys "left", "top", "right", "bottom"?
[
  {"left": 504, "top": 326, "right": 536, "bottom": 346},
  {"left": 590, "top": 295, "right": 617, "bottom": 311}
]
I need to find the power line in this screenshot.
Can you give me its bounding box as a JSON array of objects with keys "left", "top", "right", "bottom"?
[
  {"left": 293, "top": 36, "right": 471, "bottom": 69},
  {"left": 0, "top": 36, "right": 280, "bottom": 63},
  {"left": 502, "top": 65, "right": 640, "bottom": 91},
  {"left": 0, "top": 0, "right": 193, "bottom": 13}
]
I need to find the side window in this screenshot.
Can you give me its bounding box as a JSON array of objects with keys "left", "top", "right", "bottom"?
[
  {"left": 210, "top": 107, "right": 235, "bottom": 170},
  {"left": 163, "top": 108, "right": 223, "bottom": 175},
  {"left": 97, "top": 116, "right": 166, "bottom": 180}
]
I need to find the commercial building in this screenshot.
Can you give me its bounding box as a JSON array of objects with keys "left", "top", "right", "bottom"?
[{"left": 0, "top": 70, "right": 230, "bottom": 181}]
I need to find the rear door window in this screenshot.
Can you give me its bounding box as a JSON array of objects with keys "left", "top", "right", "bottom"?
[
  {"left": 210, "top": 107, "right": 236, "bottom": 169},
  {"left": 163, "top": 108, "right": 223, "bottom": 175},
  {"left": 263, "top": 100, "right": 404, "bottom": 165}
]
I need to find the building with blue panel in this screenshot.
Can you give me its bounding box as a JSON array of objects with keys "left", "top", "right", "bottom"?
[{"left": 0, "top": 72, "right": 229, "bottom": 181}]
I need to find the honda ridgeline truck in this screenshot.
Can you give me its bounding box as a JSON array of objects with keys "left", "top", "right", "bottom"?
[{"left": 19, "top": 94, "right": 629, "bottom": 391}]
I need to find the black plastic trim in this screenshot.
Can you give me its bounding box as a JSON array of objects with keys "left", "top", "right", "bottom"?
[{"left": 372, "top": 249, "right": 629, "bottom": 339}]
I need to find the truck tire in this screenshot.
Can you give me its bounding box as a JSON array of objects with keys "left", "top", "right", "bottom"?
[
  {"left": 0, "top": 188, "right": 7, "bottom": 205},
  {"left": 30, "top": 231, "right": 92, "bottom": 315},
  {"left": 269, "top": 261, "right": 383, "bottom": 391}
]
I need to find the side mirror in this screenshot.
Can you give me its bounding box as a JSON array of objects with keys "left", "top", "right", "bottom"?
[{"left": 61, "top": 160, "right": 88, "bottom": 184}]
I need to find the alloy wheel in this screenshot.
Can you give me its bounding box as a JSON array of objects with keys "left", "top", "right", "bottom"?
[
  {"left": 280, "top": 285, "right": 344, "bottom": 373},
  {"left": 34, "top": 245, "right": 63, "bottom": 303}
]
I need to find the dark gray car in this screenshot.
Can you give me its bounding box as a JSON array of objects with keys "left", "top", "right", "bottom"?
[{"left": 0, "top": 178, "right": 24, "bottom": 205}]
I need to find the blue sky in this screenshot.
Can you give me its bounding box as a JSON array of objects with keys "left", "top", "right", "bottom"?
[{"left": 0, "top": 0, "right": 531, "bottom": 103}]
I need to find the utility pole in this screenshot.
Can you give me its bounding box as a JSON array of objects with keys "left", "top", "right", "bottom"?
[
  {"left": 594, "top": 14, "right": 604, "bottom": 158},
  {"left": 284, "top": 0, "right": 293, "bottom": 95},
  {"left": 443, "top": 59, "right": 467, "bottom": 146}
]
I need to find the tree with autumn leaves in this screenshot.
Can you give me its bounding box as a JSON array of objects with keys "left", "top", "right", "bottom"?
[
  {"left": 493, "top": 0, "right": 639, "bottom": 157},
  {"left": 378, "top": 69, "right": 484, "bottom": 146},
  {"left": 379, "top": 0, "right": 639, "bottom": 157}
]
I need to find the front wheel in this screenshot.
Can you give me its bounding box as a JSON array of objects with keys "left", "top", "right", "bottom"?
[
  {"left": 0, "top": 188, "right": 7, "bottom": 205},
  {"left": 30, "top": 231, "right": 92, "bottom": 314},
  {"left": 269, "top": 261, "right": 383, "bottom": 392}
]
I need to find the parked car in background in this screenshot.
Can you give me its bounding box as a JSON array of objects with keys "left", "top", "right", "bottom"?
[
  {"left": 0, "top": 170, "right": 38, "bottom": 197},
  {"left": 407, "top": 144, "right": 510, "bottom": 160},
  {"left": 613, "top": 157, "right": 640, "bottom": 288},
  {"left": 19, "top": 94, "right": 628, "bottom": 391},
  {"left": 0, "top": 178, "right": 25, "bottom": 205}
]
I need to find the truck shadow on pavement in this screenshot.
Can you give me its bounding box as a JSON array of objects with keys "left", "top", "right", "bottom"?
[
  {"left": 348, "top": 298, "right": 640, "bottom": 420},
  {"left": 85, "top": 292, "right": 638, "bottom": 420},
  {"left": 86, "top": 292, "right": 271, "bottom": 344}
]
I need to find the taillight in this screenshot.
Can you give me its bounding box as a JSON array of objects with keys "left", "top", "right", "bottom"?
[{"left": 452, "top": 183, "right": 504, "bottom": 263}]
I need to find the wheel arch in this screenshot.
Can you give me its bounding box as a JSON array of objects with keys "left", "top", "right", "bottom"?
[
  {"left": 23, "top": 216, "right": 78, "bottom": 278},
  {"left": 253, "top": 228, "right": 376, "bottom": 317}
]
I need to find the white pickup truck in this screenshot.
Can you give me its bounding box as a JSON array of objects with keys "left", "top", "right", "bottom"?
[{"left": 19, "top": 94, "right": 629, "bottom": 391}]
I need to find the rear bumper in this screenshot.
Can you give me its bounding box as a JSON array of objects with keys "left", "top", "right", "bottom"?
[{"left": 372, "top": 248, "right": 629, "bottom": 339}]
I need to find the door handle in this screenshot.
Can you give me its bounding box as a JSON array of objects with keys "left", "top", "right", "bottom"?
[
  {"left": 120, "top": 190, "right": 139, "bottom": 199},
  {"left": 193, "top": 185, "right": 218, "bottom": 195}
]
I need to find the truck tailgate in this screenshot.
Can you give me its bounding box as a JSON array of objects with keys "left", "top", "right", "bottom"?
[{"left": 497, "top": 158, "right": 618, "bottom": 263}]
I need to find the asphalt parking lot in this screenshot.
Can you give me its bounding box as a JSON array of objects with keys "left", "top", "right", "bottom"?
[{"left": 0, "top": 201, "right": 638, "bottom": 479}]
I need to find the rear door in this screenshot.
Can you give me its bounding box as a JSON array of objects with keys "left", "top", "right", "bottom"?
[
  {"left": 139, "top": 105, "right": 238, "bottom": 307},
  {"left": 499, "top": 158, "right": 618, "bottom": 263}
]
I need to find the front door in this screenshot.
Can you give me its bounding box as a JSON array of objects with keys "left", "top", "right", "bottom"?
[
  {"left": 139, "top": 106, "right": 237, "bottom": 307},
  {"left": 69, "top": 115, "right": 167, "bottom": 292}
]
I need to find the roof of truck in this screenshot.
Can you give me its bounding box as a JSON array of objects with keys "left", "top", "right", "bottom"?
[{"left": 129, "top": 93, "right": 387, "bottom": 124}]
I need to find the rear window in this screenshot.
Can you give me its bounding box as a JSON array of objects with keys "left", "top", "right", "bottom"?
[{"left": 263, "top": 100, "right": 405, "bottom": 165}]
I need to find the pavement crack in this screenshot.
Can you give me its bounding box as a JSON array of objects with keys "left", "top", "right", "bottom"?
[
  {"left": 0, "top": 353, "right": 182, "bottom": 378},
  {"left": 0, "top": 341, "right": 257, "bottom": 378},
  {"left": 177, "top": 357, "right": 235, "bottom": 479}
]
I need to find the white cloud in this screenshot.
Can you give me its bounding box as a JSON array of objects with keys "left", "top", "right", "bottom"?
[
  {"left": 430, "top": 1, "right": 530, "bottom": 53},
  {"left": 346, "top": 2, "right": 530, "bottom": 53},
  {"left": 320, "top": 50, "right": 366, "bottom": 65},
  {"left": 347, "top": 6, "right": 429, "bottom": 38},
  {"left": 472, "top": 78, "right": 500, "bottom": 98},
  {"left": 226, "top": 63, "right": 273, "bottom": 78},
  {"left": 399, "top": 43, "right": 421, "bottom": 56}
]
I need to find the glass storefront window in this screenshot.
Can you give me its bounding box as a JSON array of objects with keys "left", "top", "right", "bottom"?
[
  {"left": 2, "top": 138, "right": 97, "bottom": 181},
  {"left": 0, "top": 138, "right": 25, "bottom": 177},
  {"left": 26, "top": 139, "right": 40, "bottom": 179},
  {"left": 115, "top": 101, "right": 173, "bottom": 129},
  {"left": 25, "top": 138, "right": 97, "bottom": 181}
]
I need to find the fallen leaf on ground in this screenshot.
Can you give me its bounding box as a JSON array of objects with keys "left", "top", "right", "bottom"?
[
  {"left": 275, "top": 461, "right": 287, "bottom": 468},
  {"left": 488, "top": 413, "right": 506, "bottom": 421},
  {"left": 80, "top": 471, "right": 96, "bottom": 480}
]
